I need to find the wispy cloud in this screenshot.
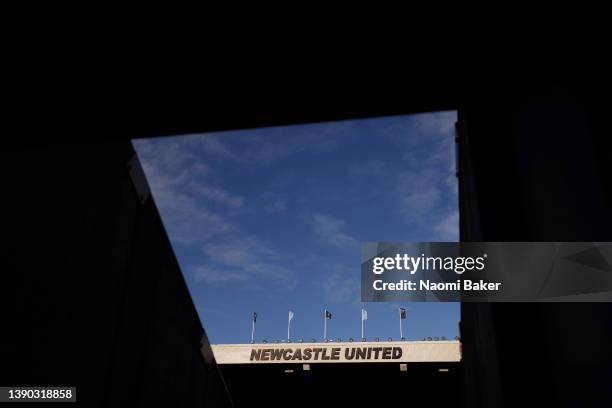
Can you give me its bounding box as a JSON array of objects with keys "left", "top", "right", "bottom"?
[
  {"left": 412, "top": 111, "right": 456, "bottom": 138},
  {"left": 190, "top": 184, "right": 244, "bottom": 208},
  {"left": 200, "top": 135, "right": 243, "bottom": 161},
  {"left": 390, "top": 111, "right": 459, "bottom": 241},
  {"left": 133, "top": 136, "right": 299, "bottom": 290},
  {"left": 158, "top": 194, "right": 235, "bottom": 245},
  {"left": 265, "top": 199, "right": 288, "bottom": 214},
  {"left": 306, "top": 212, "right": 358, "bottom": 248},
  {"left": 347, "top": 159, "right": 389, "bottom": 177},
  {"left": 433, "top": 210, "right": 459, "bottom": 241},
  {"left": 196, "top": 121, "right": 348, "bottom": 165},
  {"left": 201, "top": 236, "right": 298, "bottom": 289},
  {"left": 194, "top": 266, "right": 250, "bottom": 283},
  {"left": 135, "top": 139, "right": 237, "bottom": 245},
  {"left": 134, "top": 111, "right": 459, "bottom": 302},
  {"left": 396, "top": 169, "right": 443, "bottom": 218},
  {"left": 320, "top": 263, "right": 360, "bottom": 304}
]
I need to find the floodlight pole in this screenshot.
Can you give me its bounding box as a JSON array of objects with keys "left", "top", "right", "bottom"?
[
  {"left": 323, "top": 310, "right": 327, "bottom": 340},
  {"left": 399, "top": 308, "right": 404, "bottom": 339},
  {"left": 251, "top": 318, "right": 256, "bottom": 343},
  {"left": 361, "top": 309, "right": 365, "bottom": 339}
]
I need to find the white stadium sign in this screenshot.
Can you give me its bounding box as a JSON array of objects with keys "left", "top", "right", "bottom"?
[{"left": 212, "top": 341, "right": 461, "bottom": 364}]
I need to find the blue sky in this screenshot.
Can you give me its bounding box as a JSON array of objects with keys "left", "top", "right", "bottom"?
[{"left": 133, "top": 111, "right": 459, "bottom": 344}]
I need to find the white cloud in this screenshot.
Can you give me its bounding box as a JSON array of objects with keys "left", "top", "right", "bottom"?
[
  {"left": 412, "top": 111, "right": 456, "bottom": 138},
  {"left": 193, "top": 266, "right": 250, "bottom": 283},
  {"left": 307, "top": 212, "right": 357, "bottom": 248},
  {"left": 156, "top": 193, "right": 234, "bottom": 245},
  {"left": 396, "top": 169, "right": 443, "bottom": 218},
  {"left": 134, "top": 137, "right": 245, "bottom": 245},
  {"left": 139, "top": 159, "right": 234, "bottom": 244},
  {"left": 200, "top": 134, "right": 243, "bottom": 161},
  {"left": 320, "top": 263, "right": 360, "bottom": 304},
  {"left": 134, "top": 137, "right": 201, "bottom": 172},
  {"left": 434, "top": 210, "right": 459, "bottom": 241},
  {"left": 240, "top": 126, "right": 340, "bottom": 164},
  {"left": 197, "top": 121, "right": 347, "bottom": 166},
  {"left": 190, "top": 183, "right": 244, "bottom": 208},
  {"left": 391, "top": 111, "right": 459, "bottom": 237},
  {"left": 201, "top": 236, "right": 298, "bottom": 289},
  {"left": 133, "top": 136, "right": 299, "bottom": 291},
  {"left": 133, "top": 112, "right": 460, "bottom": 296}
]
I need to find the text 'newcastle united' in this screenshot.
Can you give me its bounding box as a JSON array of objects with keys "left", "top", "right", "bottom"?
[{"left": 250, "top": 347, "right": 403, "bottom": 361}]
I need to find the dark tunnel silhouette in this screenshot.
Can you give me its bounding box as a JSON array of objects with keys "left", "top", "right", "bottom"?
[{"left": 3, "top": 84, "right": 612, "bottom": 407}]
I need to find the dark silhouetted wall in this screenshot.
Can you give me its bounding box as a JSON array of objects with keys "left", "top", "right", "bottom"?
[
  {"left": 2, "top": 141, "right": 231, "bottom": 407},
  {"left": 458, "top": 92, "right": 612, "bottom": 408}
]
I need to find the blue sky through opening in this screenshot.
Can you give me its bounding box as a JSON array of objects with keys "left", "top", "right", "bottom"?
[{"left": 133, "top": 111, "right": 459, "bottom": 344}]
